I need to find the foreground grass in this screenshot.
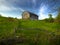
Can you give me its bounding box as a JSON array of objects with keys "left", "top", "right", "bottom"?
[{"left": 0, "top": 16, "right": 60, "bottom": 45}]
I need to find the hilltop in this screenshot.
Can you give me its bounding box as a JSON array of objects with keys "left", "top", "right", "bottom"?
[{"left": 0, "top": 16, "right": 60, "bottom": 45}]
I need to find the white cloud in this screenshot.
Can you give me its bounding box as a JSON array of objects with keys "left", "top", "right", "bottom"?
[
  {"left": 0, "top": 1, "right": 12, "bottom": 11},
  {"left": 18, "top": 8, "right": 25, "bottom": 12},
  {"left": 0, "top": 0, "right": 24, "bottom": 11},
  {"left": 0, "top": 5, "right": 24, "bottom": 12},
  {"left": 38, "top": 4, "right": 48, "bottom": 19},
  {"left": 0, "top": 12, "right": 22, "bottom": 19},
  {"left": 0, "top": 5, "right": 12, "bottom": 11},
  {"left": 39, "top": 12, "right": 48, "bottom": 19},
  {"left": 0, "top": 0, "right": 24, "bottom": 19}
]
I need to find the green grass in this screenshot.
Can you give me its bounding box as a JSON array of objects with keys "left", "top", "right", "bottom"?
[
  {"left": 18, "top": 20, "right": 57, "bottom": 32},
  {"left": 0, "top": 17, "right": 18, "bottom": 39},
  {"left": 0, "top": 16, "right": 60, "bottom": 45}
]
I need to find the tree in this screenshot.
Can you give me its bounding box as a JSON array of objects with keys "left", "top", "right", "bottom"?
[
  {"left": 55, "top": 8, "right": 60, "bottom": 23},
  {"left": 56, "top": 12, "right": 60, "bottom": 23},
  {"left": 0, "top": 14, "right": 2, "bottom": 17},
  {"left": 49, "top": 14, "right": 52, "bottom": 18},
  {"left": 48, "top": 14, "right": 54, "bottom": 22}
]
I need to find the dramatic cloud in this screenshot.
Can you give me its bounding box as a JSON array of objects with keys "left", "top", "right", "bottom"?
[
  {"left": 32, "top": 0, "right": 36, "bottom": 9},
  {"left": 0, "top": 0, "right": 60, "bottom": 19},
  {"left": 0, "top": 0, "right": 24, "bottom": 18},
  {"left": 0, "top": 0, "right": 24, "bottom": 11},
  {"left": 32, "top": 0, "right": 36, "bottom": 5},
  {"left": 38, "top": 3, "right": 48, "bottom": 19}
]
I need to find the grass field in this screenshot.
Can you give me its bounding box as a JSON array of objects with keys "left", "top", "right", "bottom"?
[{"left": 0, "top": 16, "right": 60, "bottom": 45}]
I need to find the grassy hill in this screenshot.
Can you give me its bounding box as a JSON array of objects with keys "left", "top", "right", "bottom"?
[{"left": 0, "top": 16, "right": 60, "bottom": 45}]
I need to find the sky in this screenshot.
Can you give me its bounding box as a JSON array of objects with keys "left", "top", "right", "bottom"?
[{"left": 0, "top": 0, "right": 60, "bottom": 19}]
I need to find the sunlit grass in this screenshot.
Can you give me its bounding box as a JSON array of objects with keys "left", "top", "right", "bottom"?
[{"left": 0, "top": 17, "right": 60, "bottom": 45}]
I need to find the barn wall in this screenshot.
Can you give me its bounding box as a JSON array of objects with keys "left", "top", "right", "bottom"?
[
  {"left": 22, "top": 12, "right": 30, "bottom": 19},
  {"left": 30, "top": 15, "right": 38, "bottom": 20},
  {"left": 22, "top": 11, "right": 38, "bottom": 20}
]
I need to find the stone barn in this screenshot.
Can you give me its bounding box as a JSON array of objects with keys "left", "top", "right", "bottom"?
[{"left": 22, "top": 11, "right": 38, "bottom": 20}]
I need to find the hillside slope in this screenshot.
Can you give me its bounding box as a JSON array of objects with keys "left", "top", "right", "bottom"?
[{"left": 0, "top": 16, "right": 60, "bottom": 45}]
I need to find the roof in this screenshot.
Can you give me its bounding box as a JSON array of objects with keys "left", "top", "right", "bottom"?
[{"left": 23, "top": 11, "right": 38, "bottom": 17}]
